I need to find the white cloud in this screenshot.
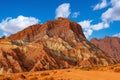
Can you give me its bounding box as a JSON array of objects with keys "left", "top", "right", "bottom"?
[
  {"left": 93, "top": 0, "right": 108, "bottom": 10},
  {"left": 91, "top": 22, "right": 109, "bottom": 30},
  {"left": 0, "top": 15, "right": 39, "bottom": 35},
  {"left": 112, "top": 33, "right": 120, "bottom": 38},
  {"left": 111, "top": 0, "right": 120, "bottom": 7},
  {"left": 102, "top": 0, "right": 120, "bottom": 22},
  {"left": 81, "top": 0, "right": 120, "bottom": 38},
  {"left": 72, "top": 12, "right": 80, "bottom": 18},
  {"left": 78, "top": 20, "right": 93, "bottom": 38},
  {"left": 83, "top": 29, "right": 93, "bottom": 38},
  {"left": 55, "top": 3, "right": 71, "bottom": 18},
  {"left": 78, "top": 20, "right": 92, "bottom": 29},
  {"left": 78, "top": 20, "right": 109, "bottom": 38}
]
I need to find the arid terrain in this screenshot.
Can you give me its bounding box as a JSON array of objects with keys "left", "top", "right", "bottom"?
[
  {"left": 0, "top": 18, "right": 120, "bottom": 80},
  {"left": 0, "top": 18, "right": 115, "bottom": 74},
  {"left": 0, "top": 64, "right": 120, "bottom": 80}
]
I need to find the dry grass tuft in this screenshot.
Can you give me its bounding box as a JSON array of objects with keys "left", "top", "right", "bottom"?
[
  {"left": 19, "top": 74, "right": 26, "bottom": 79},
  {"left": 3, "top": 77, "right": 12, "bottom": 80},
  {"left": 113, "top": 67, "right": 120, "bottom": 72},
  {"left": 29, "top": 76, "right": 38, "bottom": 80},
  {"left": 79, "top": 66, "right": 92, "bottom": 71},
  {"left": 53, "top": 71, "right": 57, "bottom": 74},
  {"left": 44, "top": 77, "right": 55, "bottom": 80},
  {"left": 41, "top": 72, "right": 50, "bottom": 76},
  {"left": 67, "top": 70, "right": 71, "bottom": 72}
]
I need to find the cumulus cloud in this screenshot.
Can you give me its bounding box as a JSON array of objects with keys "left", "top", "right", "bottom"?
[
  {"left": 81, "top": 0, "right": 120, "bottom": 38},
  {"left": 55, "top": 3, "right": 71, "bottom": 18},
  {"left": 78, "top": 20, "right": 109, "bottom": 38},
  {"left": 83, "top": 29, "right": 93, "bottom": 38},
  {"left": 78, "top": 20, "right": 93, "bottom": 38},
  {"left": 93, "top": 0, "right": 108, "bottom": 10},
  {"left": 102, "top": 0, "right": 120, "bottom": 22},
  {"left": 0, "top": 15, "right": 39, "bottom": 36},
  {"left": 91, "top": 22, "right": 109, "bottom": 30},
  {"left": 111, "top": 0, "right": 120, "bottom": 6},
  {"left": 72, "top": 12, "right": 80, "bottom": 18},
  {"left": 112, "top": 33, "right": 120, "bottom": 38},
  {"left": 78, "top": 20, "right": 92, "bottom": 29}
]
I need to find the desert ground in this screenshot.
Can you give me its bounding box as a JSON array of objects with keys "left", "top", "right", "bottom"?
[{"left": 0, "top": 65, "right": 120, "bottom": 80}]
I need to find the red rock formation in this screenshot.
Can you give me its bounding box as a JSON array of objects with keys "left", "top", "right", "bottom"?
[
  {"left": 9, "top": 17, "right": 85, "bottom": 42},
  {"left": 91, "top": 36, "right": 120, "bottom": 63},
  {"left": 0, "top": 18, "right": 115, "bottom": 73}
]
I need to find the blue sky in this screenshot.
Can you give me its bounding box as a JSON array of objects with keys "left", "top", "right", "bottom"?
[{"left": 0, "top": 0, "right": 120, "bottom": 40}]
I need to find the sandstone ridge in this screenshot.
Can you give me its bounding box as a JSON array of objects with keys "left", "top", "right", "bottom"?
[
  {"left": 0, "top": 18, "right": 115, "bottom": 73},
  {"left": 91, "top": 36, "right": 120, "bottom": 63}
]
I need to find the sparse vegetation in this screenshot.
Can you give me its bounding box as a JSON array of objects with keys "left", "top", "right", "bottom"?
[
  {"left": 0, "top": 65, "right": 120, "bottom": 80},
  {"left": 113, "top": 67, "right": 120, "bottom": 72},
  {"left": 44, "top": 77, "right": 55, "bottom": 80},
  {"left": 53, "top": 71, "right": 57, "bottom": 74},
  {"left": 41, "top": 72, "right": 50, "bottom": 76},
  {"left": 3, "top": 77, "right": 12, "bottom": 80},
  {"left": 11, "top": 40, "right": 27, "bottom": 46},
  {"left": 79, "top": 66, "right": 92, "bottom": 71},
  {"left": 1, "top": 35, "right": 8, "bottom": 39},
  {"left": 19, "top": 74, "right": 26, "bottom": 79},
  {"left": 67, "top": 70, "right": 71, "bottom": 72},
  {"left": 29, "top": 76, "right": 38, "bottom": 80}
]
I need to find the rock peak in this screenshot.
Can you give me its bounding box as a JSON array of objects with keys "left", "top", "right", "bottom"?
[
  {"left": 91, "top": 37, "right": 120, "bottom": 63},
  {"left": 57, "top": 17, "right": 69, "bottom": 20},
  {"left": 0, "top": 18, "right": 115, "bottom": 73},
  {"left": 9, "top": 18, "right": 86, "bottom": 42}
]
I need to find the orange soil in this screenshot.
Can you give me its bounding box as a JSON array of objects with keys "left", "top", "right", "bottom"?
[{"left": 0, "top": 68, "right": 120, "bottom": 80}]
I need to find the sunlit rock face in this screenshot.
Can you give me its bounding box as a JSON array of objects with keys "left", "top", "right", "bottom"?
[
  {"left": 91, "top": 36, "right": 120, "bottom": 63},
  {"left": 0, "top": 18, "right": 115, "bottom": 73}
]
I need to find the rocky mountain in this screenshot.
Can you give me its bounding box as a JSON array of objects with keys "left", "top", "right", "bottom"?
[
  {"left": 91, "top": 36, "right": 120, "bottom": 63},
  {"left": 0, "top": 18, "right": 115, "bottom": 73}
]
